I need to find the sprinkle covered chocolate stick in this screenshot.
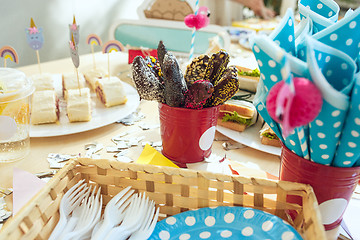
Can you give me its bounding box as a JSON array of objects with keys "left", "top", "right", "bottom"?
[
  {"left": 184, "top": 54, "right": 210, "bottom": 88},
  {"left": 157, "top": 41, "right": 168, "bottom": 70},
  {"left": 132, "top": 56, "right": 165, "bottom": 102},
  {"left": 184, "top": 80, "right": 214, "bottom": 109},
  {"left": 162, "top": 53, "right": 188, "bottom": 107},
  {"left": 204, "top": 50, "right": 230, "bottom": 85},
  {"left": 205, "top": 66, "right": 239, "bottom": 107}
]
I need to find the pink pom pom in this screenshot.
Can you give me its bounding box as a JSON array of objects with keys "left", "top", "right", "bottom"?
[
  {"left": 267, "top": 77, "right": 323, "bottom": 129},
  {"left": 184, "top": 6, "right": 210, "bottom": 30}
]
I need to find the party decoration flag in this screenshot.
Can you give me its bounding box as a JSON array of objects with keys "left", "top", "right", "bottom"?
[
  {"left": 69, "top": 33, "right": 81, "bottom": 94},
  {"left": 25, "top": 18, "right": 44, "bottom": 74},
  {"left": 0, "top": 46, "right": 19, "bottom": 67},
  {"left": 86, "top": 34, "right": 102, "bottom": 69},
  {"left": 102, "top": 40, "right": 125, "bottom": 78},
  {"left": 69, "top": 15, "right": 80, "bottom": 45}
]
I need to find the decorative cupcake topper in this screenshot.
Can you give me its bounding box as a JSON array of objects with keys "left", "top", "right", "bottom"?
[
  {"left": 69, "top": 33, "right": 81, "bottom": 94},
  {"left": 102, "top": 40, "right": 125, "bottom": 79},
  {"left": 0, "top": 46, "right": 19, "bottom": 68},
  {"left": 69, "top": 15, "right": 80, "bottom": 45},
  {"left": 184, "top": 1, "right": 210, "bottom": 60},
  {"left": 25, "top": 18, "right": 44, "bottom": 73},
  {"left": 86, "top": 34, "right": 102, "bottom": 69}
]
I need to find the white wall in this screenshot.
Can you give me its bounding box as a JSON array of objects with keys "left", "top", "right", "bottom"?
[{"left": 1, "top": 0, "right": 143, "bottom": 67}]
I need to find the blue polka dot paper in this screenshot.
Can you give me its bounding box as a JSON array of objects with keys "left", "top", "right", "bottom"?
[
  {"left": 149, "top": 206, "right": 303, "bottom": 240},
  {"left": 307, "top": 37, "right": 350, "bottom": 165},
  {"left": 269, "top": 8, "right": 296, "bottom": 56},
  {"left": 297, "top": 7, "right": 360, "bottom": 62},
  {"left": 298, "top": 0, "right": 339, "bottom": 33},
  {"left": 333, "top": 74, "right": 360, "bottom": 167}
]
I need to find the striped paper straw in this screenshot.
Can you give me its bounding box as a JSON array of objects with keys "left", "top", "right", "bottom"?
[{"left": 189, "top": 0, "right": 199, "bottom": 60}]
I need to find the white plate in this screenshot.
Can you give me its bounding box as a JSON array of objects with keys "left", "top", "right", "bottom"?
[
  {"left": 30, "top": 74, "right": 140, "bottom": 137},
  {"left": 216, "top": 119, "right": 281, "bottom": 156}
]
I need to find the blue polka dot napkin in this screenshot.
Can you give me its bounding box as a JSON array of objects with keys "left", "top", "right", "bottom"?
[
  {"left": 298, "top": 0, "right": 339, "bottom": 33},
  {"left": 298, "top": 7, "right": 360, "bottom": 62},
  {"left": 333, "top": 74, "right": 360, "bottom": 167},
  {"left": 251, "top": 36, "right": 309, "bottom": 158},
  {"left": 251, "top": 1, "right": 360, "bottom": 166},
  {"left": 306, "top": 36, "right": 356, "bottom": 165}
]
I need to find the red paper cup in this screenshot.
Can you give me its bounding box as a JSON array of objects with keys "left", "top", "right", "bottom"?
[
  {"left": 279, "top": 144, "right": 360, "bottom": 230},
  {"left": 159, "top": 103, "right": 220, "bottom": 167}
]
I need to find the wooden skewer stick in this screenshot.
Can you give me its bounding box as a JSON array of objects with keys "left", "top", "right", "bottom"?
[
  {"left": 75, "top": 67, "right": 81, "bottom": 96},
  {"left": 36, "top": 50, "right": 42, "bottom": 74}
]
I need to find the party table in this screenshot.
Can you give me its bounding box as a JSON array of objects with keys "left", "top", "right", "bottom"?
[
  {"left": 0, "top": 51, "right": 280, "bottom": 192},
  {"left": 0, "top": 51, "right": 356, "bottom": 240}
]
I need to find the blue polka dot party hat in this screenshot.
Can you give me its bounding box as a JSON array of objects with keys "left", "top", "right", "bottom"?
[{"left": 251, "top": 0, "right": 360, "bottom": 167}]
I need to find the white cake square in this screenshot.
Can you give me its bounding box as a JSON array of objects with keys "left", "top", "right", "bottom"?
[
  {"left": 30, "top": 73, "right": 54, "bottom": 91},
  {"left": 31, "top": 90, "right": 59, "bottom": 124},
  {"left": 62, "top": 72, "right": 85, "bottom": 97},
  {"left": 66, "top": 88, "right": 92, "bottom": 122},
  {"left": 95, "top": 76, "right": 127, "bottom": 107},
  {"left": 84, "top": 68, "right": 108, "bottom": 90}
]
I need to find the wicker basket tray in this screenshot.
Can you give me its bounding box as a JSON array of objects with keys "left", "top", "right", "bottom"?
[{"left": 0, "top": 158, "right": 326, "bottom": 240}]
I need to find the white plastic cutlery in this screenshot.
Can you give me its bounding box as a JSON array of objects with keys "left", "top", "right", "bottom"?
[
  {"left": 104, "top": 193, "right": 147, "bottom": 240},
  {"left": 91, "top": 186, "right": 135, "bottom": 240},
  {"left": 60, "top": 186, "right": 102, "bottom": 240},
  {"left": 49, "top": 180, "right": 88, "bottom": 240},
  {"left": 128, "top": 204, "right": 160, "bottom": 240}
]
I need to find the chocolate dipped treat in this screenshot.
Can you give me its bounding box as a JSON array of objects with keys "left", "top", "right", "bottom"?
[
  {"left": 204, "top": 50, "right": 229, "bottom": 85},
  {"left": 132, "top": 55, "right": 165, "bottom": 102},
  {"left": 205, "top": 65, "right": 239, "bottom": 107},
  {"left": 162, "top": 52, "right": 188, "bottom": 107},
  {"left": 184, "top": 80, "right": 214, "bottom": 109},
  {"left": 184, "top": 54, "right": 210, "bottom": 88},
  {"left": 157, "top": 40, "right": 168, "bottom": 70}
]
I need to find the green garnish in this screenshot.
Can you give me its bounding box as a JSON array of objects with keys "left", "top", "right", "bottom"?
[
  {"left": 238, "top": 68, "right": 260, "bottom": 77},
  {"left": 262, "top": 132, "right": 279, "bottom": 140},
  {"left": 222, "top": 111, "right": 252, "bottom": 126}
]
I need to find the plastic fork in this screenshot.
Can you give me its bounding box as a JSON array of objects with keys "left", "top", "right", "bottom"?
[
  {"left": 49, "top": 180, "right": 88, "bottom": 240},
  {"left": 103, "top": 193, "right": 146, "bottom": 240},
  {"left": 60, "top": 186, "right": 102, "bottom": 240},
  {"left": 91, "top": 186, "right": 134, "bottom": 240},
  {"left": 128, "top": 204, "right": 160, "bottom": 240}
]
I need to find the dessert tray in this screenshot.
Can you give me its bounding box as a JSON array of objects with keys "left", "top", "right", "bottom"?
[
  {"left": 216, "top": 119, "right": 281, "bottom": 156},
  {"left": 30, "top": 74, "right": 140, "bottom": 137}
]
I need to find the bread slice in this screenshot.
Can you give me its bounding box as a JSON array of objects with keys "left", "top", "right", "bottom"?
[
  {"left": 235, "top": 66, "right": 259, "bottom": 92},
  {"left": 217, "top": 118, "right": 247, "bottom": 132},
  {"left": 259, "top": 123, "right": 281, "bottom": 147},
  {"left": 217, "top": 100, "right": 257, "bottom": 132},
  {"left": 261, "top": 135, "right": 281, "bottom": 147}
]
